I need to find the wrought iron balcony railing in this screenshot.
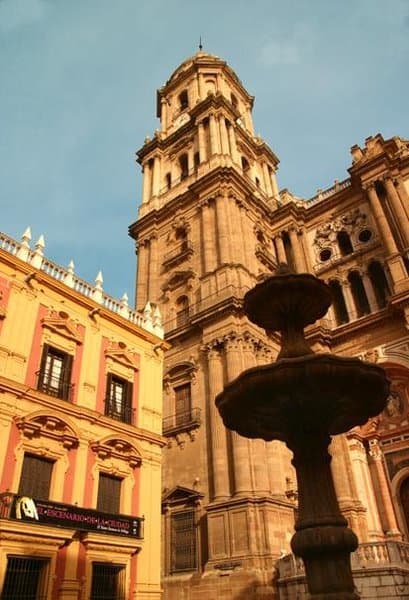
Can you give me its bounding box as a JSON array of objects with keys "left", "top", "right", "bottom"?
[
  {"left": 162, "top": 407, "right": 201, "bottom": 436},
  {"left": 104, "top": 397, "right": 134, "bottom": 425},
  {"left": 36, "top": 371, "right": 74, "bottom": 401}
]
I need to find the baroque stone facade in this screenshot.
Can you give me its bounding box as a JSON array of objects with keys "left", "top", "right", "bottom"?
[{"left": 130, "top": 51, "right": 409, "bottom": 599}]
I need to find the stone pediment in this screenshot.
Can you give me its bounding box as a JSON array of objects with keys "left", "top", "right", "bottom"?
[
  {"left": 42, "top": 311, "right": 83, "bottom": 344},
  {"left": 90, "top": 437, "right": 142, "bottom": 468},
  {"left": 162, "top": 269, "right": 195, "bottom": 292},
  {"left": 15, "top": 413, "right": 79, "bottom": 449},
  {"left": 105, "top": 347, "right": 139, "bottom": 370},
  {"left": 162, "top": 485, "right": 203, "bottom": 505}
]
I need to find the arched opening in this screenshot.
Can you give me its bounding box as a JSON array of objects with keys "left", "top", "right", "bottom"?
[
  {"left": 179, "top": 154, "right": 189, "bottom": 180},
  {"left": 368, "top": 261, "right": 390, "bottom": 309},
  {"left": 241, "top": 156, "right": 250, "bottom": 175},
  {"left": 337, "top": 230, "right": 354, "bottom": 256},
  {"left": 175, "top": 227, "right": 188, "bottom": 252},
  {"left": 282, "top": 231, "right": 296, "bottom": 271},
  {"left": 329, "top": 280, "right": 349, "bottom": 325},
  {"left": 194, "top": 151, "right": 200, "bottom": 171},
  {"left": 255, "top": 177, "right": 260, "bottom": 188},
  {"left": 231, "top": 93, "right": 238, "bottom": 111},
  {"left": 179, "top": 89, "right": 189, "bottom": 111},
  {"left": 400, "top": 477, "right": 409, "bottom": 537},
  {"left": 165, "top": 172, "right": 171, "bottom": 191},
  {"left": 348, "top": 271, "right": 370, "bottom": 317},
  {"left": 176, "top": 296, "right": 189, "bottom": 328}
]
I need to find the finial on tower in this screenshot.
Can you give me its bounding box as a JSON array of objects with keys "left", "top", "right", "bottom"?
[{"left": 199, "top": 36, "right": 203, "bottom": 51}]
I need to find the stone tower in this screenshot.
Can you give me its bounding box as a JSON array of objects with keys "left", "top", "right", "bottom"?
[
  {"left": 129, "top": 51, "right": 297, "bottom": 598},
  {"left": 130, "top": 51, "right": 409, "bottom": 599}
]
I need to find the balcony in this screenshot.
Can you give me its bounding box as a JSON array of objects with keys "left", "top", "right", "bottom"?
[
  {"left": 162, "top": 241, "right": 193, "bottom": 270},
  {"left": 104, "top": 397, "right": 134, "bottom": 425},
  {"left": 0, "top": 492, "right": 144, "bottom": 539},
  {"left": 163, "top": 408, "right": 201, "bottom": 437}
]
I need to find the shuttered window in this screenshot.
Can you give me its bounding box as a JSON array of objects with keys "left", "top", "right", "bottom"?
[
  {"left": 171, "top": 510, "right": 197, "bottom": 572},
  {"left": 174, "top": 384, "right": 191, "bottom": 427},
  {"left": 18, "top": 454, "right": 53, "bottom": 501},
  {"left": 90, "top": 563, "right": 125, "bottom": 600},
  {"left": 97, "top": 474, "right": 122, "bottom": 514},
  {"left": 37, "top": 344, "right": 73, "bottom": 400}
]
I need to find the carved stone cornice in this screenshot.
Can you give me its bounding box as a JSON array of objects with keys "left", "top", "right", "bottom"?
[
  {"left": 15, "top": 414, "right": 79, "bottom": 449},
  {"left": 90, "top": 437, "right": 142, "bottom": 468}
]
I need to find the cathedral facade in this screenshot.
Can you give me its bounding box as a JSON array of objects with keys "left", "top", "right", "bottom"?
[{"left": 130, "top": 52, "right": 409, "bottom": 599}]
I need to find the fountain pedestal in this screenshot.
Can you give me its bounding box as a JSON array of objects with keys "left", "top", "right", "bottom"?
[{"left": 216, "top": 269, "right": 389, "bottom": 599}]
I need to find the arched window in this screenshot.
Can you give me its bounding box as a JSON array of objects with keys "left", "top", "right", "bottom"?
[
  {"left": 241, "top": 156, "right": 250, "bottom": 175},
  {"left": 176, "top": 296, "right": 189, "bottom": 328},
  {"left": 179, "top": 154, "right": 188, "bottom": 180},
  {"left": 231, "top": 93, "right": 238, "bottom": 110},
  {"left": 348, "top": 271, "right": 370, "bottom": 317},
  {"left": 329, "top": 280, "right": 349, "bottom": 325},
  {"left": 255, "top": 177, "right": 260, "bottom": 188},
  {"left": 175, "top": 227, "right": 188, "bottom": 251},
  {"left": 179, "top": 90, "right": 189, "bottom": 111},
  {"left": 368, "top": 261, "right": 390, "bottom": 308},
  {"left": 337, "top": 231, "right": 354, "bottom": 256},
  {"left": 194, "top": 152, "right": 200, "bottom": 171}
]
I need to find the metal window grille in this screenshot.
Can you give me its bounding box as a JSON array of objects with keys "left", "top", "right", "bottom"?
[
  {"left": 105, "top": 374, "right": 133, "bottom": 424},
  {"left": 90, "top": 563, "right": 125, "bottom": 600},
  {"left": 171, "top": 510, "right": 197, "bottom": 572},
  {"left": 37, "top": 344, "right": 73, "bottom": 400},
  {"left": 97, "top": 473, "right": 122, "bottom": 514},
  {"left": 1, "top": 556, "right": 49, "bottom": 600},
  {"left": 18, "top": 454, "right": 53, "bottom": 501}
]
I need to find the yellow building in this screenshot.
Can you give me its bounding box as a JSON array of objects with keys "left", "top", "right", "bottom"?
[
  {"left": 130, "top": 51, "right": 409, "bottom": 599},
  {"left": 0, "top": 228, "right": 167, "bottom": 600}
]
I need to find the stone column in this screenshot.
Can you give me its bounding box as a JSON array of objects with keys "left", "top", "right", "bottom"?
[
  {"left": 271, "top": 170, "right": 279, "bottom": 200},
  {"left": 227, "top": 123, "right": 240, "bottom": 164},
  {"left": 342, "top": 281, "right": 356, "bottom": 321},
  {"left": 361, "top": 271, "right": 379, "bottom": 312},
  {"left": 187, "top": 146, "right": 194, "bottom": 173},
  {"left": 209, "top": 113, "right": 219, "bottom": 155},
  {"left": 142, "top": 163, "right": 151, "bottom": 204},
  {"left": 395, "top": 177, "right": 409, "bottom": 219},
  {"left": 366, "top": 183, "right": 399, "bottom": 255},
  {"left": 201, "top": 200, "right": 216, "bottom": 273},
  {"left": 160, "top": 97, "right": 168, "bottom": 131},
  {"left": 242, "top": 336, "right": 270, "bottom": 495},
  {"left": 136, "top": 239, "right": 149, "bottom": 310},
  {"left": 348, "top": 435, "right": 383, "bottom": 540},
  {"left": 275, "top": 233, "right": 287, "bottom": 264},
  {"left": 288, "top": 227, "right": 306, "bottom": 272},
  {"left": 198, "top": 121, "right": 207, "bottom": 163},
  {"left": 151, "top": 156, "right": 161, "bottom": 197},
  {"left": 147, "top": 234, "right": 158, "bottom": 302},
  {"left": 207, "top": 346, "right": 230, "bottom": 500},
  {"left": 262, "top": 162, "right": 273, "bottom": 197},
  {"left": 225, "top": 336, "right": 252, "bottom": 496},
  {"left": 215, "top": 192, "right": 231, "bottom": 265},
  {"left": 219, "top": 116, "right": 230, "bottom": 155},
  {"left": 368, "top": 438, "right": 402, "bottom": 540},
  {"left": 197, "top": 73, "right": 204, "bottom": 100},
  {"left": 384, "top": 177, "right": 409, "bottom": 247}
]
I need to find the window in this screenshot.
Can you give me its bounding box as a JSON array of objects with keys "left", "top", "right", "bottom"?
[
  {"left": 282, "top": 231, "right": 296, "bottom": 271},
  {"left": 18, "top": 454, "right": 53, "bottom": 501},
  {"left": 171, "top": 510, "right": 197, "bottom": 572},
  {"left": 179, "top": 154, "right": 188, "bottom": 180},
  {"left": 329, "top": 280, "right": 349, "bottom": 326},
  {"left": 175, "top": 296, "right": 189, "bottom": 328},
  {"left": 37, "top": 344, "right": 73, "bottom": 400},
  {"left": 165, "top": 172, "right": 171, "bottom": 190},
  {"left": 368, "top": 261, "right": 390, "bottom": 309},
  {"left": 90, "top": 563, "right": 125, "bottom": 600},
  {"left": 348, "top": 271, "right": 370, "bottom": 317},
  {"left": 241, "top": 156, "right": 250, "bottom": 174},
  {"left": 337, "top": 231, "right": 353, "bottom": 256},
  {"left": 231, "top": 93, "right": 238, "bottom": 110},
  {"left": 194, "top": 151, "right": 200, "bottom": 171},
  {"left": 97, "top": 473, "right": 122, "bottom": 514},
  {"left": 105, "top": 374, "right": 133, "bottom": 424},
  {"left": 174, "top": 383, "right": 192, "bottom": 427},
  {"left": 178, "top": 90, "right": 189, "bottom": 111},
  {"left": 1, "top": 557, "right": 49, "bottom": 600}
]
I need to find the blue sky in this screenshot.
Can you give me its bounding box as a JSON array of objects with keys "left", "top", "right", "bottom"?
[{"left": 1, "top": 0, "right": 409, "bottom": 303}]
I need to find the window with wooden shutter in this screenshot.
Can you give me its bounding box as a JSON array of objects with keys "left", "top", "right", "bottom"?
[
  {"left": 105, "top": 374, "right": 133, "bottom": 424},
  {"left": 18, "top": 454, "right": 54, "bottom": 501},
  {"left": 174, "top": 383, "right": 191, "bottom": 427},
  {"left": 97, "top": 473, "right": 122, "bottom": 514},
  {"left": 37, "top": 344, "right": 73, "bottom": 400},
  {"left": 171, "top": 510, "right": 197, "bottom": 572}
]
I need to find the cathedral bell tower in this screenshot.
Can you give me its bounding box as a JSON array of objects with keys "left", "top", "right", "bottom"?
[{"left": 129, "top": 51, "right": 296, "bottom": 599}]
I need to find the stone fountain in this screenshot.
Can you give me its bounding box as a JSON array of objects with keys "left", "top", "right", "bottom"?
[{"left": 216, "top": 267, "right": 389, "bottom": 599}]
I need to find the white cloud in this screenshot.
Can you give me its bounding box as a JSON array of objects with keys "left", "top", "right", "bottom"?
[
  {"left": 257, "top": 23, "right": 313, "bottom": 67},
  {"left": 0, "top": 0, "right": 46, "bottom": 31}
]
